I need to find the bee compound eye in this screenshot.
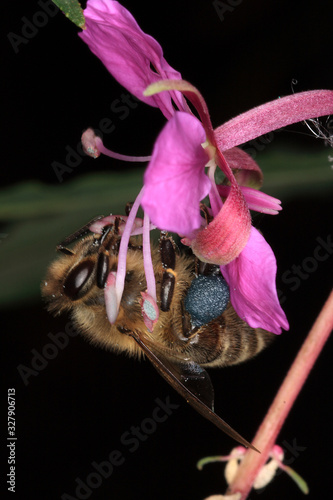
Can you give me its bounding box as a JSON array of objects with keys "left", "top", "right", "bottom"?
[
  {"left": 63, "top": 260, "right": 95, "bottom": 299},
  {"left": 184, "top": 275, "right": 230, "bottom": 327}
]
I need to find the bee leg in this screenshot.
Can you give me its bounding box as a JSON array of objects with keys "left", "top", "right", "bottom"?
[
  {"left": 159, "top": 232, "right": 177, "bottom": 312},
  {"left": 96, "top": 221, "right": 121, "bottom": 289},
  {"left": 197, "top": 260, "right": 221, "bottom": 277},
  {"left": 157, "top": 232, "right": 199, "bottom": 339},
  {"left": 180, "top": 301, "right": 199, "bottom": 339}
]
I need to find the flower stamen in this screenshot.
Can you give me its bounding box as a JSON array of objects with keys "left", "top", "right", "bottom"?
[{"left": 82, "top": 128, "right": 152, "bottom": 162}]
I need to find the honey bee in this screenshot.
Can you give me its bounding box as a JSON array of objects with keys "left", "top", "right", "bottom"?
[{"left": 42, "top": 212, "right": 274, "bottom": 451}]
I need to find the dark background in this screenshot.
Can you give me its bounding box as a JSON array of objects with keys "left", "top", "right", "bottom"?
[{"left": 1, "top": 1, "right": 332, "bottom": 499}]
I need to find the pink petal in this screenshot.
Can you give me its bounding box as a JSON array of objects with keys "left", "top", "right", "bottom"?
[
  {"left": 141, "top": 112, "right": 211, "bottom": 235},
  {"left": 79, "top": 0, "right": 183, "bottom": 118},
  {"left": 223, "top": 147, "right": 263, "bottom": 188},
  {"left": 217, "top": 185, "right": 282, "bottom": 215},
  {"left": 215, "top": 90, "right": 333, "bottom": 150},
  {"left": 187, "top": 182, "right": 251, "bottom": 266},
  {"left": 221, "top": 227, "right": 289, "bottom": 334}
]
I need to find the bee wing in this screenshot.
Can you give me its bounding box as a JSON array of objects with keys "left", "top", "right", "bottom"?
[{"left": 129, "top": 331, "right": 258, "bottom": 452}]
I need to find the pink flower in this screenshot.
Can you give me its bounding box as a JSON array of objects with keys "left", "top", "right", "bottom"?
[
  {"left": 79, "top": 0, "right": 333, "bottom": 334},
  {"left": 79, "top": 0, "right": 184, "bottom": 119}
]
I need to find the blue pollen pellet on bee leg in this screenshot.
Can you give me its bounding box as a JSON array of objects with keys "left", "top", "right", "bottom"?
[{"left": 184, "top": 275, "right": 230, "bottom": 327}]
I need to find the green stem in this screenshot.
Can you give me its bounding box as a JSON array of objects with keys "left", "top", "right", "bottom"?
[{"left": 226, "top": 289, "right": 333, "bottom": 499}]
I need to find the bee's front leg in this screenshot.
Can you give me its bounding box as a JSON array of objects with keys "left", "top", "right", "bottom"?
[
  {"left": 159, "top": 232, "right": 177, "bottom": 312},
  {"left": 96, "top": 219, "right": 121, "bottom": 289}
]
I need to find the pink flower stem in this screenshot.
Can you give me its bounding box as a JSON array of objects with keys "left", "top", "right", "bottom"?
[{"left": 226, "top": 289, "right": 333, "bottom": 499}]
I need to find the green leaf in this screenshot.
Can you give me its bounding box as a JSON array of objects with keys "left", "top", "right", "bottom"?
[{"left": 52, "top": 0, "right": 85, "bottom": 29}]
